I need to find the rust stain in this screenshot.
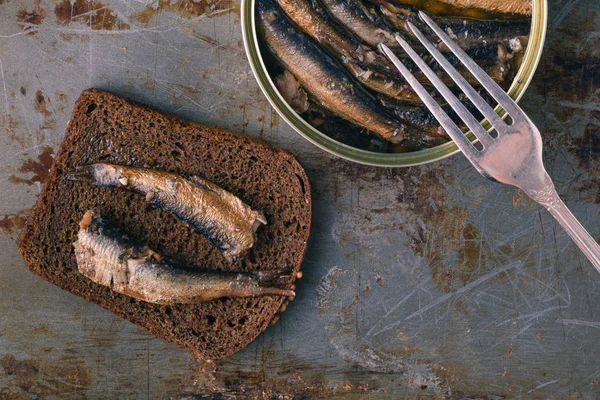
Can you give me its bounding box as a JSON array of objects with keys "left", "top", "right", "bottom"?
[
  {"left": 54, "top": 0, "right": 130, "bottom": 30},
  {"left": 0, "top": 354, "right": 39, "bottom": 391},
  {"left": 0, "top": 354, "right": 90, "bottom": 397},
  {"left": 270, "top": 110, "right": 279, "bottom": 129},
  {"left": 131, "top": 0, "right": 237, "bottom": 24},
  {"left": 54, "top": 90, "right": 69, "bottom": 113},
  {"left": 256, "top": 108, "right": 267, "bottom": 138},
  {"left": 512, "top": 188, "right": 536, "bottom": 209},
  {"left": 10, "top": 145, "right": 55, "bottom": 186},
  {"left": 170, "top": 357, "right": 351, "bottom": 398},
  {"left": 9, "top": 175, "right": 34, "bottom": 185},
  {"left": 16, "top": 0, "right": 46, "bottom": 35},
  {"left": 131, "top": 6, "right": 156, "bottom": 24},
  {"left": 329, "top": 160, "right": 531, "bottom": 293},
  {"left": 397, "top": 169, "right": 533, "bottom": 291},
  {"left": 33, "top": 89, "right": 57, "bottom": 132},
  {"left": 3, "top": 114, "right": 26, "bottom": 147},
  {"left": 32, "top": 325, "right": 49, "bottom": 334},
  {"left": 0, "top": 209, "right": 30, "bottom": 235},
  {"left": 55, "top": 91, "right": 68, "bottom": 104},
  {"left": 398, "top": 169, "right": 493, "bottom": 292},
  {"left": 402, "top": 345, "right": 420, "bottom": 355},
  {"left": 432, "top": 362, "right": 467, "bottom": 389},
  {"left": 59, "top": 33, "right": 73, "bottom": 41},
  {"left": 34, "top": 89, "right": 52, "bottom": 118}
]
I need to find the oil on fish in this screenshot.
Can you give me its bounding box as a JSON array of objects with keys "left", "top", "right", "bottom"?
[
  {"left": 370, "top": 0, "right": 529, "bottom": 83},
  {"left": 73, "top": 211, "right": 295, "bottom": 304},
  {"left": 318, "top": 0, "right": 397, "bottom": 48},
  {"left": 68, "top": 163, "right": 266, "bottom": 262},
  {"left": 274, "top": 0, "right": 422, "bottom": 103},
  {"left": 258, "top": 0, "right": 531, "bottom": 151},
  {"left": 258, "top": 0, "right": 447, "bottom": 147}
]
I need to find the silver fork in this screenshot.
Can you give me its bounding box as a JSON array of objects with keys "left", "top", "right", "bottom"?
[{"left": 380, "top": 11, "right": 600, "bottom": 273}]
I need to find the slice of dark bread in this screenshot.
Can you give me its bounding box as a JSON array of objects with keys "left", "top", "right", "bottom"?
[{"left": 17, "top": 89, "right": 311, "bottom": 360}]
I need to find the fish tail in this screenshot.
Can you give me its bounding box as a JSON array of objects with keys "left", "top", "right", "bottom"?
[
  {"left": 63, "top": 165, "right": 96, "bottom": 182},
  {"left": 256, "top": 268, "right": 294, "bottom": 285},
  {"left": 232, "top": 273, "right": 296, "bottom": 298}
]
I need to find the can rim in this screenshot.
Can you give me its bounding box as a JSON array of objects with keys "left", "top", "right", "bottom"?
[{"left": 242, "top": 0, "right": 548, "bottom": 167}]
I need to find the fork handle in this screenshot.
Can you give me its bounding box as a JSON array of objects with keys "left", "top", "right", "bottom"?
[{"left": 529, "top": 185, "right": 600, "bottom": 273}]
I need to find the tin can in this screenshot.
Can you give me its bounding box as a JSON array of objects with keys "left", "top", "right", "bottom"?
[{"left": 241, "top": 0, "right": 548, "bottom": 167}]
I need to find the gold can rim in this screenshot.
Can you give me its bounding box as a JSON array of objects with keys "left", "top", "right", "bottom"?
[{"left": 242, "top": 0, "right": 548, "bottom": 167}]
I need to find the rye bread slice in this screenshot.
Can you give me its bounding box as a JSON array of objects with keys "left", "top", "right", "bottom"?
[{"left": 17, "top": 89, "right": 311, "bottom": 360}]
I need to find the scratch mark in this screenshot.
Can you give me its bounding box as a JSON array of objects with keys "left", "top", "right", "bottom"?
[
  {"left": 527, "top": 379, "right": 559, "bottom": 393},
  {"left": 506, "top": 272, "right": 533, "bottom": 310},
  {"left": 0, "top": 58, "right": 8, "bottom": 116},
  {"left": 476, "top": 290, "right": 513, "bottom": 307},
  {"left": 548, "top": 0, "right": 583, "bottom": 33},
  {"left": 0, "top": 31, "right": 37, "bottom": 39},
  {"left": 492, "top": 213, "right": 540, "bottom": 249},
  {"left": 510, "top": 320, "right": 536, "bottom": 340},
  {"left": 522, "top": 273, "right": 571, "bottom": 305},
  {"left": 558, "top": 100, "right": 600, "bottom": 112},
  {"left": 404, "top": 261, "right": 522, "bottom": 321},
  {"left": 365, "top": 289, "right": 416, "bottom": 337},
  {"left": 70, "top": 6, "right": 110, "bottom": 21},
  {"left": 560, "top": 319, "right": 600, "bottom": 328},
  {"left": 27, "top": 40, "right": 58, "bottom": 62},
  {"left": 498, "top": 306, "right": 568, "bottom": 327}
]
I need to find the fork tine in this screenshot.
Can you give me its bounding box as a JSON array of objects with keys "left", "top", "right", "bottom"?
[
  {"left": 379, "top": 43, "right": 482, "bottom": 162},
  {"left": 418, "top": 11, "right": 523, "bottom": 118},
  {"left": 392, "top": 34, "right": 495, "bottom": 149},
  {"left": 406, "top": 21, "right": 506, "bottom": 131}
]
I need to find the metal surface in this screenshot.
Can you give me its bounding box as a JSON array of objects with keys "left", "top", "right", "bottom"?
[
  {"left": 242, "top": 0, "right": 548, "bottom": 167},
  {"left": 1, "top": 0, "right": 600, "bottom": 398},
  {"left": 383, "top": 16, "right": 600, "bottom": 273}
]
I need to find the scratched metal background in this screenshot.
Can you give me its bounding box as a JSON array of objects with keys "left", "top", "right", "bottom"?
[{"left": 0, "top": 0, "right": 599, "bottom": 398}]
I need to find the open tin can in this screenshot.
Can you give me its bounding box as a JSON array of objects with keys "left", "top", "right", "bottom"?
[{"left": 241, "top": 0, "right": 548, "bottom": 167}]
